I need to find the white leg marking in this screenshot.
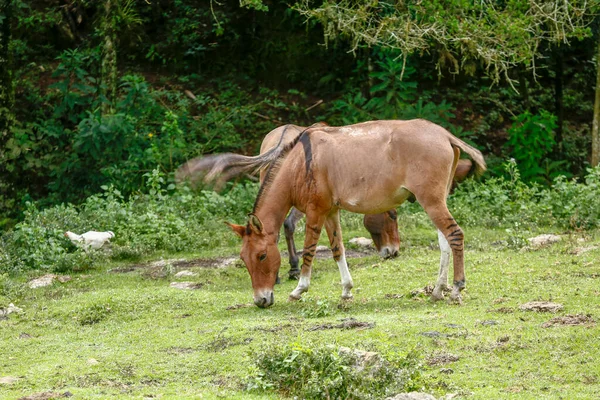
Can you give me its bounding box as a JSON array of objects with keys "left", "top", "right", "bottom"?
[
  {"left": 289, "top": 274, "right": 310, "bottom": 300},
  {"left": 336, "top": 253, "right": 354, "bottom": 299},
  {"left": 432, "top": 230, "right": 450, "bottom": 300}
]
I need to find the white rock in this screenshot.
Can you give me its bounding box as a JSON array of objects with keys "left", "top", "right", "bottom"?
[
  {"left": 349, "top": 237, "right": 373, "bottom": 247},
  {"left": 527, "top": 234, "right": 561, "bottom": 247},
  {"left": 0, "top": 376, "right": 19, "bottom": 385},
  {"left": 28, "top": 274, "right": 57, "bottom": 288},
  {"left": 316, "top": 245, "right": 330, "bottom": 252},
  {"left": 174, "top": 270, "right": 197, "bottom": 278}
]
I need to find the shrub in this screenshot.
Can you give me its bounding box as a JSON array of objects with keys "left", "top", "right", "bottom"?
[{"left": 248, "top": 343, "right": 425, "bottom": 399}]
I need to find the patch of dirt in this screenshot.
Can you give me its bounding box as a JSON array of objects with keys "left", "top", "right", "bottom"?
[
  {"left": 170, "top": 282, "right": 204, "bottom": 290},
  {"left": 420, "top": 329, "right": 469, "bottom": 339},
  {"left": 226, "top": 304, "right": 251, "bottom": 311},
  {"left": 28, "top": 274, "right": 71, "bottom": 288},
  {"left": 519, "top": 301, "right": 563, "bottom": 313},
  {"left": 205, "top": 336, "right": 253, "bottom": 352},
  {"left": 479, "top": 320, "right": 499, "bottom": 326},
  {"left": 385, "top": 293, "right": 404, "bottom": 299},
  {"left": 307, "top": 317, "right": 375, "bottom": 331},
  {"left": 165, "top": 346, "right": 197, "bottom": 354},
  {"left": 488, "top": 307, "right": 515, "bottom": 314},
  {"left": 541, "top": 314, "right": 596, "bottom": 328},
  {"left": 409, "top": 285, "right": 435, "bottom": 298},
  {"left": 570, "top": 245, "right": 599, "bottom": 255},
  {"left": 253, "top": 324, "right": 292, "bottom": 332},
  {"left": 283, "top": 247, "right": 372, "bottom": 261},
  {"left": 427, "top": 353, "right": 460, "bottom": 366},
  {"left": 570, "top": 271, "right": 600, "bottom": 279},
  {"left": 110, "top": 257, "right": 240, "bottom": 274},
  {"left": 18, "top": 392, "right": 72, "bottom": 400}
]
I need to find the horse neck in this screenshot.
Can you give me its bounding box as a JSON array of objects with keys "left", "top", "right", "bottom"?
[{"left": 254, "top": 176, "right": 293, "bottom": 237}]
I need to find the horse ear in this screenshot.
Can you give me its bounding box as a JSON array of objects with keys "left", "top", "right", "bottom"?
[
  {"left": 225, "top": 222, "right": 246, "bottom": 238},
  {"left": 247, "top": 213, "right": 263, "bottom": 235}
]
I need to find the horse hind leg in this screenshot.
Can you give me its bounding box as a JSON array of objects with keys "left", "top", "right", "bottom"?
[
  {"left": 284, "top": 208, "right": 303, "bottom": 279},
  {"left": 420, "top": 199, "right": 465, "bottom": 304}
]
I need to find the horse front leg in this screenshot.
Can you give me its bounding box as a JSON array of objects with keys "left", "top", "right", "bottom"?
[
  {"left": 288, "top": 212, "right": 325, "bottom": 301},
  {"left": 324, "top": 211, "right": 353, "bottom": 300},
  {"left": 283, "top": 208, "right": 303, "bottom": 279}
]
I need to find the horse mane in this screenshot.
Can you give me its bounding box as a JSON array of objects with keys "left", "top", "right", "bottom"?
[
  {"left": 252, "top": 130, "right": 308, "bottom": 213},
  {"left": 176, "top": 125, "right": 308, "bottom": 192}
]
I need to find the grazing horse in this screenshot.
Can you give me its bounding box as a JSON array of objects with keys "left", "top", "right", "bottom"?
[
  {"left": 179, "top": 119, "right": 486, "bottom": 308},
  {"left": 260, "top": 123, "right": 401, "bottom": 279}
]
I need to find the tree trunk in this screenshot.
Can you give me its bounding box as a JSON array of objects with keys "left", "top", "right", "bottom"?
[
  {"left": 101, "top": 0, "right": 118, "bottom": 114},
  {"left": 592, "top": 35, "right": 600, "bottom": 167},
  {"left": 0, "top": 0, "right": 15, "bottom": 141}
]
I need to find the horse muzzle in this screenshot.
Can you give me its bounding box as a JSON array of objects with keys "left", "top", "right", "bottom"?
[
  {"left": 380, "top": 247, "right": 399, "bottom": 259},
  {"left": 254, "top": 290, "right": 274, "bottom": 308}
]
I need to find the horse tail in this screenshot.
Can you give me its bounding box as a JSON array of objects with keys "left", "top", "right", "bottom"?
[
  {"left": 176, "top": 126, "right": 307, "bottom": 188},
  {"left": 446, "top": 134, "right": 486, "bottom": 177}
]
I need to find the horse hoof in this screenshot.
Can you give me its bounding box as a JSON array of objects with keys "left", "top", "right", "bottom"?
[
  {"left": 431, "top": 291, "right": 445, "bottom": 301},
  {"left": 288, "top": 295, "right": 300, "bottom": 302},
  {"left": 449, "top": 294, "right": 462, "bottom": 305},
  {"left": 288, "top": 270, "right": 300, "bottom": 280},
  {"left": 341, "top": 294, "right": 353, "bottom": 301}
]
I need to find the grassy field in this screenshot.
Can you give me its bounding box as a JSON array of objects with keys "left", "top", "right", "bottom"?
[{"left": 1, "top": 225, "right": 599, "bottom": 399}]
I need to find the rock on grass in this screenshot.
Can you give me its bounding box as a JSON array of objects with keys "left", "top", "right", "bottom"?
[{"left": 519, "top": 301, "right": 563, "bottom": 313}]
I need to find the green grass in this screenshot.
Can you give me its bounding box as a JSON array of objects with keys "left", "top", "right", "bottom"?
[{"left": 1, "top": 226, "right": 600, "bottom": 399}]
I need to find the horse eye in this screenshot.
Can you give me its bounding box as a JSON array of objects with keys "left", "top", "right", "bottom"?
[
  {"left": 259, "top": 253, "right": 267, "bottom": 261},
  {"left": 388, "top": 212, "right": 397, "bottom": 220}
]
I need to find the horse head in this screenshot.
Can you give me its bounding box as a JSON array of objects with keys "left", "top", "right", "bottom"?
[
  {"left": 363, "top": 210, "right": 400, "bottom": 258},
  {"left": 227, "top": 214, "right": 281, "bottom": 308}
]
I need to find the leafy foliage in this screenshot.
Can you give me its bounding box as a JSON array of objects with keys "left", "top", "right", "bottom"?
[
  {"left": 248, "top": 342, "right": 425, "bottom": 399},
  {"left": 505, "top": 110, "right": 559, "bottom": 183}
]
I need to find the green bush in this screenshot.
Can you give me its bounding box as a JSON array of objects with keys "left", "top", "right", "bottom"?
[
  {"left": 0, "top": 169, "right": 258, "bottom": 274},
  {"left": 248, "top": 342, "right": 425, "bottom": 399}
]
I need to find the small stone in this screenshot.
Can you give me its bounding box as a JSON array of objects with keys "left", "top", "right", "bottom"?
[
  {"left": 316, "top": 245, "right": 330, "bottom": 252},
  {"left": 57, "top": 275, "right": 72, "bottom": 283},
  {"left": 174, "top": 270, "right": 197, "bottom": 278},
  {"left": 170, "top": 282, "right": 203, "bottom": 290},
  {"left": 349, "top": 237, "right": 373, "bottom": 247},
  {"left": 0, "top": 376, "right": 19, "bottom": 384},
  {"left": 87, "top": 358, "right": 99, "bottom": 365},
  {"left": 0, "top": 303, "right": 22, "bottom": 317},
  {"left": 480, "top": 320, "right": 499, "bottom": 326},
  {"left": 28, "top": 274, "right": 57, "bottom": 288}
]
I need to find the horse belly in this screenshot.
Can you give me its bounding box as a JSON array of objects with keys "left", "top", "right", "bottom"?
[{"left": 336, "top": 185, "right": 411, "bottom": 214}]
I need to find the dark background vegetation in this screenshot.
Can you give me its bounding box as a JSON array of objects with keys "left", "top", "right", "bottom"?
[{"left": 1, "top": 0, "right": 598, "bottom": 228}]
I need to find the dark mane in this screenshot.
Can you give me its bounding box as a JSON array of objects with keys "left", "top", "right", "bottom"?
[{"left": 252, "top": 129, "right": 309, "bottom": 213}]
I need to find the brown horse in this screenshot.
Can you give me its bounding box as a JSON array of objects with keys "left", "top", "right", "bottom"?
[
  {"left": 260, "top": 123, "right": 401, "bottom": 279},
  {"left": 179, "top": 119, "right": 485, "bottom": 308}
]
